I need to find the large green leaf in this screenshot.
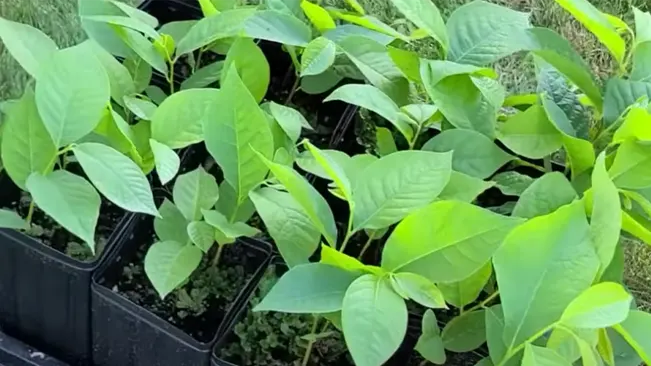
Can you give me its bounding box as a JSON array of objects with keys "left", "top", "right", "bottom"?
[
  {"left": 325, "top": 84, "right": 413, "bottom": 142},
  {"left": 512, "top": 172, "right": 577, "bottom": 219},
  {"left": 243, "top": 10, "right": 312, "bottom": 46},
  {"left": 560, "top": 282, "right": 632, "bottom": 329},
  {"left": 522, "top": 344, "right": 571, "bottom": 366},
  {"left": 26, "top": 171, "right": 100, "bottom": 251},
  {"left": 438, "top": 171, "right": 494, "bottom": 202},
  {"left": 382, "top": 200, "right": 523, "bottom": 283},
  {"left": 386, "top": 0, "right": 447, "bottom": 51},
  {"left": 493, "top": 201, "right": 600, "bottom": 349},
  {"left": 603, "top": 78, "right": 651, "bottom": 126},
  {"left": 439, "top": 261, "right": 492, "bottom": 308},
  {"left": 204, "top": 66, "right": 273, "bottom": 205},
  {"left": 609, "top": 141, "right": 651, "bottom": 189},
  {"left": 1, "top": 89, "right": 57, "bottom": 190},
  {"left": 73, "top": 143, "right": 158, "bottom": 216},
  {"left": 154, "top": 199, "right": 189, "bottom": 244},
  {"left": 553, "top": 0, "right": 625, "bottom": 65},
  {"left": 441, "top": 310, "right": 487, "bottom": 352},
  {"left": 249, "top": 187, "right": 320, "bottom": 267},
  {"left": 35, "top": 45, "right": 110, "bottom": 147},
  {"left": 256, "top": 151, "right": 337, "bottom": 247},
  {"left": 149, "top": 139, "right": 180, "bottom": 185},
  {"left": 144, "top": 241, "right": 202, "bottom": 299},
  {"left": 301, "top": 37, "right": 337, "bottom": 77},
  {"left": 352, "top": 150, "right": 452, "bottom": 231},
  {"left": 0, "top": 16, "right": 58, "bottom": 78},
  {"left": 222, "top": 38, "right": 269, "bottom": 103},
  {"left": 446, "top": 1, "right": 531, "bottom": 66},
  {"left": 0, "top": 210, "right": 29, "bottom": 230},
  {"left": 497, "top": 104, "right": 563, "bottom": 159},
  {"left": 176, "top": 8, "right": 255, "bottom": 55},
  {"left": 613, "top": 310, "right": 651, "bottom": 364},
  {"left": 255, "top": 263, "right": 359, "bottom": 313},
  {"left": 422, "top": 129, "right": 513, "bottom": 179},
  {"left": 172, "top": 166, "right": 219, "bottom": 222},
  {"left": 342, "top": 274, "right": 407, "bottom": 366},
  {"left": 151, "top": 88, "right": 220, "bottom": 149}
]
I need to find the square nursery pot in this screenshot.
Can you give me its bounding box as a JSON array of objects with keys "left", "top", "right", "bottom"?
[
  {"left": 0, "top": 330, "right": 67, "bottom": 366},
  {"left": 0, "top": 173, "right": 136, "bottom": 365},
  {"left": 90, "top": 210, "right": 273, "bottom": 366}
]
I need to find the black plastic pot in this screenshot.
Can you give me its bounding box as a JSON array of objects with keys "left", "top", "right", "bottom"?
[
  {"left": 91, "top": 210, "right": 272, "bottom": 366},
  {"left": 0, "top": 330, "right": 67, "bottom": 366},
  {"left": 0, "top": 173, "right": 135, "bottom": 365},
  {"left": 139, "top": 0, "right": 201, "bottom": 24}
]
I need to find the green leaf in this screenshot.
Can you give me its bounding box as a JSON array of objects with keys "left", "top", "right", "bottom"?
[
  {"left": 439, "top": 261, "right": 492, "bottom": 308},
  {"left": 255, "top": 263, "right": 359, "bottom": 313},
  {"left": 415, "top": 310, "right": 446, "bottom": 365},
  {"left": 613, "top": 310, "right": 651, "bottom": 364},
  {"left": 603, "top": 78, "right": 651, "bottom": 126},
  {"left": 446, "top": 1, "right": 531, "bottom": 66},
  {"left": 342, "top": 274, "right": 407, "bottom": 366},
  {"left": 560, "top": 282, "right": 632, "bottom": 329},
  {"left": 73, "top": 142, "right": 158, "bottom": 216},
  {"left": 295, "top": 149, "right": 349, "bottom": 180},
  {"left": 438, "top": 171, "right": 494, "bottom": 202},
  {"left": 250, "top": 187, "right": 320, "bottom": 267},
  {"left": 243, "top": 10, "right": 312, "bottom": 47},
  {"left": 0, "top": 209, "right": 29, "bottom": 230},
  {"left": 215, "top": 181, "right": 256, "bottom": 223},
  {"left": 79, "top": 0, "right": 132, "bottom": 57},
  {"left": 118, "top": 29, "right": 167, "bottom": 74},
  {"left": 485, "top": 305, "right": 511, "bottom": 365},
  {"left": 123, "top": 96, "right": 156, "bottom": 120},
  {"left": 0, "top": 16, "right": 58, "bottom": 78},
  {"left": 328, "top": 11, "right": 407, "bottom": 41},
  {"left": 255, "top": 151, "right": 337, "bottom": 247},
  {"left": 205, "top": 66, "right": 273, "bottom": 205},
  {"left": 497, "top": 104, "right": 563, "bottom": 159},
  {"left": 151, "top": 89, "right": 220, "bottom": 149},
  {"left": 222, "top": 38, "right": 269, "bottom": 103},
  {"left": 376, "top": 127, "right": 397, "bottom": 156},
  {"left": 553, "top": 0, "right": 625, "bottom": 65},
  {"left": 387, "top": 46, "right": 421, "bottom": 83},
  {"left": 422, "top": 129, "right": 513, "bottom": 179},
  {"left": 176, "top": 8, "right": 255, "bottom": 55},
  {"left": 269, "top": 102, "right": 313, "bottom": 143},
  {"left": 493, "top": 201, "right": 600, "bottom": 348},
  {"left": 325, "top": 84, "right": 413, "bottom": 143},
  {"left": 181, "top": 60, "right": 224, "bottom": 90},
  {"left": 85, "top": 41, "right": 135, "bottom": 106},
  {"left": 386, "top": 0, "right": 447, "bottom": 52},
  {"left": 441, "top": 310, "right": 487, "bottom": 352},
  {"left": 512, "top": 172, "right": 577, "bottom": 219},
  {"left": 301, "top": 69, "right": 343, "bottom": 94},
  {"left": 123, "top": 56, "right": 152, "bottom": 93},
  {"left": 173, "top": 166, "right": 219, "bottom": 222},
  {"left": 198, "top": 0, "right": 218, "bottom": 16},
  {"left": 589, "top": 153, "right": 622, "bottom": 279},
  {"left": 523, "top": 344, "right": 571, "bottom": 366},
  {"left": 149, "top": 139, "right": 180, "bottom": 185},
  {"left": 27, "top": 171, "right": 100, "bottom": 251},
  {"left": 352, "top": 150, "right": 452, "bottom": 231},
  {"left": 631, "top": 42, "right": 651, "bottom": 82},
  {"left": 35, "top": 45, "right": 110, "bottom": 147},
  {"left": 304, "top": 141, "right": 352, "bottom": 203},
  {"left": 301, "top": 37, "right": 337, "bottom": 77},
  {"left": 202, "top": 209, "right": 259, "bottom": 239},
  {"left": 186, "top": 221, "right": 215, "bottom": 253},
  {"left": 300, "top": 1, "right": 335, "bottom": 32},
  {"left": 94, "top": 109, "right": 138, "bottom": 157},
  {"left": 390, "top": 272, "right": 446, "bottom": 308},
  {"left": 144, "top": 241, "right": 202, "bottom": 299},
  {"left": 320, "top": 244, "right": 371, "bottom": 274},
  {"left": 1, "top": 89, "right": 57, "bottom": 190},
  {"left": 609, "top": 141, "right": 651, "bottom": 189},
  {"left": 492, "top": 172, "right": 535, "bottom": 197},
  {"left": 109, "top": 0, "right": 158, "bottom": 28},
  {"left": 382, "top": 200, "right": 523, "bottom": 283},
  {"left": 612, "top": 107, "right": 651, "bottom": 143},
  {"left": 154, "top": 199, "right": 189, "bottom": 244},
  {"left": 82, "top": 15, "right": 161, "bottom": 41}
]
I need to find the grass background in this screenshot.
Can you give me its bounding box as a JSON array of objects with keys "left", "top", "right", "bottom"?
[{"left": 1, "top": 0, "right": 650, "bottom": 307}]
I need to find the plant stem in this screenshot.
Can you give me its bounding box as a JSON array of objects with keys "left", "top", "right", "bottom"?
[
  {"left": 26, "top": 200, "right": 35, "bottom": 226},
  {"left": 301, "top": 316, "right": 320, "bottom": 366},
  {"left": 464, "top": 291, "right": 500, "bottom": 314},
  {"left": 194, "top": 48, "right": 204, "bottom": 73},
  {"left": 358, "top": 231, "right": 376, "bottom": 259},
  {"left": 514, "top": 158, "right": 546, "bottom": 173},
  {"left": 212, "top": 244, "right": 224, "bottom": 267},
  {"left": 168, "top": 62, "right": 176, "bottom": 94},
  {"left": 543, "top": 155, "right": 552, "bottom": 172},
  {"left": 408, "top": 124, "right": 423, "bottom": 150},
  {"left": 497, "top": 323, "right": 556, "bottom": 366},
  {"left": 285, "top": 77, "right": 300, "bottom": 105}
]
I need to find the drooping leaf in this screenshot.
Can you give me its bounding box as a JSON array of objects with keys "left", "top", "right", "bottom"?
[
  {"left": 35, "top": 45, "right": 110, "bottom": 147},
  {"left": 249, "top": 187, "right": 320, "bottom": 267},
  {"left": 352, "top": 150, "right": 452, "bottom": 231},
  {"left": 390, "top": 272, "right": 446, "bottom": 309},
  {"left": 0, "top": 209, "right": 29, "bottom": 230},
  {"left": 73, "top": 143, "right": 158, "bottom": 216},
  {"left": 180, "top": 60, "right": 224, "bottom": 90},
  {"left": 560, "top": 282, "right": 632, "bottom": 329},
  {"left": 186, "top": 221, "right": 215, "bottom": 253},
  {"left": 522, "top": 344, "right": 571, "bottom": 366},
  {"left": 383, "top": 200, "right": 523, "bottom": 283},
  {"left": 202, "top": 209, "right": 259, "bottom": 239},
  {"left": 492, "top": 172, "right": 535, "bottom": 197},
  {"left": 415, "top": 310, "right": 446, "bottom": 365},
  {"left": 304, "top": 141, "right": 353, "bottom": 204},
  {"left": 221, "top": 38, "right": 269, "bottom": 103},
  {"left": 493, "top": 201, "right": 600, "bottom": 349},
  {"left": 438, "top": 171, "right": 494, "bottom": 202},
  {"left": 386, "top": 0, "right": 447, "bottom": 52},
  {"left": 268, "top": 102, "right": 313, "bottom": 143},
  {"left": 172, "top": 166, "right": 219, "bottom": 222},
  {"left": 441, "top": 310, "right": 487, "bottom": 352},
  {"left": 154, "top": 199, "right": 189, "bottom": 244},
  {"left": 609, "top": 141, "right": 651, "bottom": 189},
  {"left": 301, "top": 37, "right": 337, "bottom": 77},
  {"left": 1, "top": 89, "right": 57, "bottom": 190},
  {"left": 149, "top": 139, "right": 180, "bottom": 185},
  {"left": 243, "top": 10, "right": 312, "bottom": 47},
  {"left": 0, "top": 16, "right": 58, "bottom": 78},
  {"left": 144, "top": 241, "right": 202, "bottom": 299},
  {"left": 439, "top": 261, "right": 492, "bottom": 309},
  {"left": 512, "top": 172, "right": 577, "bottom": 219},
  {"left": 255, "top": 263, "right": 359, "bottom": 313},
  {"left": 342, "top": 274, "right": 407, "bottom": 366},
  {"left": 612, "top": 310, "right": 651, "bottom": 364},
  {"left": 204, "top": 66, "right": 273, "bottom": 205},
  {"left": 117, "top": 29, "right": 167, "bottom": 74},
  {"left": 26, "top": 171, "right": 100, "bottom": 251},
  {"left": 151, "top": 89, "right": 220, "bottom": 149},
  {"left": 497, "top": 104, "right": 563, "bottom": 159},
  {"left": 176, "top": 8, "right": 255, "bottom": 55}
]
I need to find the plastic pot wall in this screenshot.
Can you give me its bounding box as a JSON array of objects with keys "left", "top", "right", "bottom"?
[{"left": 0, "top": 330, "right": 68, "bottom": 366}]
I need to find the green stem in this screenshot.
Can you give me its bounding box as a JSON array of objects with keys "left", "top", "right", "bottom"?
[
  {"left": 212, "top": 244, "right": 224, "bottom": 267},
  {"left": 408, "top": 124, "right": 423, "bottom": 150},
  {"left": 497, "top": 323, "right": 556, "bottom": 366},
  {"left": 357, "top": 231, "right": 376, "bottom": 259},
  {"left": 464, "top": 291, "right": 500, "bottom": 315},
  {"left": 514, "top": 158, "right": 546, "bottom": 173},
  {"left": 543, "top": 155, "right": 552, "bottom": 172},
  {"left": 284, "top": 77, "right": 300, "bottom": 105},
  {"left": 168, "top": 61, "right": 176, "bottom": 94},
  {"left": 194, "top": 48, "right": 204, "bottom": 73},
  {"left": 301, "top": 316, "right": 320, "bottom": 366},
  {"left": 25, "top": 200, "right": 35, "bottom": 226},
  {"left": 339, "top": 211, "right": 355, "bottom": 252}
]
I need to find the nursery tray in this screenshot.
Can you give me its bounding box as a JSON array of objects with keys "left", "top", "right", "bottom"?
[{"left": 0, "top": 330, "right": 68, "bottom": 366}]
